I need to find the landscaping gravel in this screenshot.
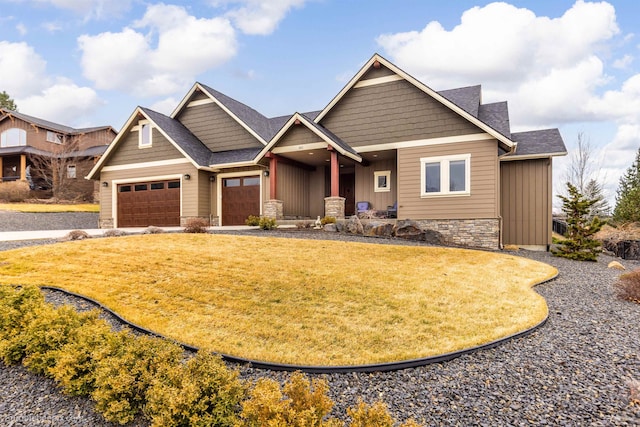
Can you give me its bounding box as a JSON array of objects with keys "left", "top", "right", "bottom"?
[
  {"left": 0, "top": 211, "right": 99, "bottom": 232},
  {"left": 0, "top": 213, "right": 639, "bottom": 426}
]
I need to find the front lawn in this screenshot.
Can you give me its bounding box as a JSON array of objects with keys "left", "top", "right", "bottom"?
[
  {"left": 0, "top": 203, "right": 99, "bottom": 213},
  {"left": 0, "top": 234, "right": 557, "bottom": 366}
]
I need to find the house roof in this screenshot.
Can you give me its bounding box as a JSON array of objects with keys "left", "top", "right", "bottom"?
[
  {"left": 139, "top": 107, "right": 212, "bottom": 167},
  {"left": 0, "top": 108, "right": 115, "bottom": 135},
  {"left": 209, "top": 147, "right": 263, "bottom": 167},
  {"left": 506, "top": 129, "right": 567, "bottom": 159},
  {"left": 478, "top": 102, "right": 511, "bottom": 139},
  {"left": 438, "top": 85, "right": 481, "bottom": 117}
]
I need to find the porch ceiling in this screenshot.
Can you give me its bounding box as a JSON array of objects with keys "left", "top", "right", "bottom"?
[{"left": 273, "top": 147, "right": 396, "bottom": 168}]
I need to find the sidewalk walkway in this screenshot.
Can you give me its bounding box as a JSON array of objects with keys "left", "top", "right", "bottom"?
[{"left": 0, "top": 226, "right": 260, "bottom": 242}]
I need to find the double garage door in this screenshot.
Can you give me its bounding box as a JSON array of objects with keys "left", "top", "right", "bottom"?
[{"left": 117, "top": 180, "right": 180, "bottom": 227}]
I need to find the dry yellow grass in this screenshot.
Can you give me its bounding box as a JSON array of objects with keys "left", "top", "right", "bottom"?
[
  {"left": 0, "top": 234, "right": 557, "bottom": 366},
  {"left": 0, "top": 203, "right": 99, "bottom": 213}
]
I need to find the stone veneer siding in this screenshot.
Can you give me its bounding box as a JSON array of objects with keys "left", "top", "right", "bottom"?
[
  {"left": 263, "top": 199, "right": 284, "bottom": 219},
  {"left": 324, "top": 197, "right": 345, "bottom": 219},
  {"left": 416, "top": 218, "right": 500, "bottom": 249},
  {"left": 99, "top": 218, "right": 114, "bottom": 228}
]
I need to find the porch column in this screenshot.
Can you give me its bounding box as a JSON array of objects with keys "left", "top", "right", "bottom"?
[
  {"left": 0, "top": 157, "right": 3, "bottom": 181},
  {"left": 267, "top": 153, "right": 277, "bottom": 199},
  {"left": 329, "top": 146, "right": 339, "bottom": 197},
  {"left": 20, "top": 155, "right": 26, "bottom": 181}
]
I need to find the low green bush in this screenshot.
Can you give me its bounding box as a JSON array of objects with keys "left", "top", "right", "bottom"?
[
  {"left": 0, "top": 285, "right": 47, "bottom": 364},
  {"left": 91, "top": 333, "right": 184, "bottom": 425},
  {"left": 258, "top": 217, "right": 277, "bottom": 230},
  {"left": 245, "top": 215, "right": 260, "bottom": 226},
  {"left": 320, "top": 216, "right": 336, "bottom": 225},
  {"left": 616, "top": 268, "right": 640, "bottom": 304},
  {"left": 145, "top": 351, "right": 246, "bottom": 427}
]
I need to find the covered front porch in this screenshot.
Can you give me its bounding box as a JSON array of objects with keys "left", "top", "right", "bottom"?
[{"left": 0, "top": 154, "right": 27, "bottom": 183}]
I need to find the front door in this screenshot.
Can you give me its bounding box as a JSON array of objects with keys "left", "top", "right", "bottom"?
[{"left": 340, "top": 173, "right": 355, "bottom": 216}]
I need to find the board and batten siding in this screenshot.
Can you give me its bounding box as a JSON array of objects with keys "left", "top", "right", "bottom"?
[
  {"left": 500, "top": 158, "right": 552, "bottom": 247},
  {"left": 320, "top": 79, "right": 481, "bottom": 148},
  {"left": 276, "top": 163, "right": 310, "bottom": 217},
  {"left": 107, "top": 128, "right": 182, "bottom": 166},
  {"left": 397, "top": 140, "right": 499, "bottom": 220},
  {"left": 177, "top": 103, "right": 263, "bottom": 152},
  {"left": 354, "top": 158, "right": 396, "bottom": 211},
  {"left": 99, "top": 162, "right": 199, "bottom": 226}
]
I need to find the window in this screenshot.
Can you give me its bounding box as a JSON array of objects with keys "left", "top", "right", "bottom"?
[
  {"left": 1, "top": 128, "right": 26, "bottom": 148},
  {"left": 139, "top": 122, "right": 152, "bottom": 148},
  {"left": 119, "top": 185, "right": 132, "bottom": 193},
  {"left": 243, "top": 177, "right": 260, "bottom": 186},
  {"left": 66, "top": 165, "right": 76, "bottom": 179},
  {"left": 224, "top": 178, "right": 241, "bottom": 187},
  {"left": 151, "top": 182, "right": 164, "bottom": 190},
  {"left": 420, "top": 154, "right": 470, "bottom": 197},
  {"left": 135, "top": 184, "right": 148, "bottom": 191},
  {"left": 374, "top": 170, "right": 391, "bottom": 192},
  {"left": 46, "top": 131, "right": 63, "bottom": 144}
]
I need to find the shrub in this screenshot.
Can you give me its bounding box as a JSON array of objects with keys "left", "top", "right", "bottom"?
[
  {"left": 240, "top": 371, "right": 340, "bottom": 427},
  {"left": 258, "top": 217, "right": 277, "bottom": 230},
  {"left": 49, "top": 317, "right": 114, "bottom": 396},
  {"left": 320, "top": 216, "right": 336, "bottom": 225},
  {"left": 616, "top": 268, "right": 640, "bottom": 304},
  {"left": 144, "top": 226, "right": 165, "bottom": 234},
  {"left": 103, "top": 229, "right": 127, "bottom": 237},
  {"left": 183, "top": 217, "right": 210, "bottom": 233},
  {"left": 245, "top": 215, "right": 260, "bottom": 226},
  {"left": 347, "top": 400, "right": 394, "bottom": 427},
  {"left": 63, "top": 230, "right": 91, "bottom": 241},
  {"left": 91, "top": 333, "right": 184, "bottom": 425},
  {"left": 0, "top": 285, "right": 47, "bottom": 364},
  {"left": 296, "top": 221, "right": 313, "bottom": 229},
  {"left": 0, "top": 181, "right": 30, "bottom": 202},
  {"left": 145, "top": 351, "right": 246, "bottom": 427}
]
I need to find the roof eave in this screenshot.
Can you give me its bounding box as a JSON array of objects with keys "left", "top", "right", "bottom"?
[{"left": 500, "top": 151, "right": 568, "bottom": 161}]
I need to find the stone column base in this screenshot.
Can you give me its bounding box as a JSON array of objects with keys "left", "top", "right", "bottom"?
[
  {"left": 264, "top": 199, "right": 283, "bottom": 219},
  {"left": 324, "top": 197, "right": 345, "bottom": 219},
  {"left": 99, "top": 218, "right": 114, "bottom": 229}
]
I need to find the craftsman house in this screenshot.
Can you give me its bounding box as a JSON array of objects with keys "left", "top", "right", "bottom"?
[
  {"left": 88, "top": 54, "right": 566, "bottom": 250},
  {"left": 0, "top": 109, "right": 116, "bottom": 200}
]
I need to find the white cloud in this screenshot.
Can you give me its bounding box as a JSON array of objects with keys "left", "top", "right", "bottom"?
[
  {"left": 214, "top": 0, "right": 306, "bottom": 35},
  {"left": 613, "top": 54, "right": 633, "bottom": 69},
  {"left": 17, "top": 80, "right": 103, "bottom": 125},
  {"left": 0, "top": 41, "right": 49, "bottom": 97},
  {"left": 16, "top": 23, "right": 27, "bottom": 36},
  {"left": 150, "top": 97, "right": 181, "bottom": 117},
  {"left": 376, "top": 0, "right": 620, "bottom": 128},
  {"left": 78, "top": 4, "right": 237, "bottom": 97}
]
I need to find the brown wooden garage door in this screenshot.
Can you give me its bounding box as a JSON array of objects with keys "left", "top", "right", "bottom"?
[
  {"left": 117, "top": 180, "right": 180, "bottom": 227},
  {"left": 222, "top": 176, "right": 260, "bottom": 225}
]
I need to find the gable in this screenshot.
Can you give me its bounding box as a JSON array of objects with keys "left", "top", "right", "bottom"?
[
  {"left": 177, "top": 101, "right": 263, "bottom": 153},
  {"left": 320, "top": 78, "right": 482, "bottom": 148},
  {"left": 277, "top": 124, "right": 324, "bottom": 148},
  {"left": 106, "top": 124, "right": 184, "bottom": 167}
]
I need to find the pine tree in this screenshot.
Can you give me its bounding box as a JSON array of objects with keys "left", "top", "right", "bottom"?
[
  {"left": 583, "top": 178, "right": 610, "bottom": 219},
  {"left": 552, "top": 182, "right": 605, "bottom": 261},
  {"left": 0, "top": 91, "right": 18, "bottom": 111},
  {"left": 613, "top": 147, "right": 640, "bottom": 223}
]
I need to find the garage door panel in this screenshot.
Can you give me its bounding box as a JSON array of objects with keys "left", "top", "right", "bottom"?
[
  {"left": 117, "top": 180, "right": 180, "bottom": 227},
  {"left": 222, "top": 176, "right": 260, "bottom": 225}
]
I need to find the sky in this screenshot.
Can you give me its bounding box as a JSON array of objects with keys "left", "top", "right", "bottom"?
[{"left": 1, "top": 0, "right": 639, "bottom": 210}]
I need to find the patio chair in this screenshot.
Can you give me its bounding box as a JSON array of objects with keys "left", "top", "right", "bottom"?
[
  {"left": 387, "top": 201, "right": 397, "bottom": 218},
  {"left": 356, "top": 201, "right": 371, "bottom": 217}
]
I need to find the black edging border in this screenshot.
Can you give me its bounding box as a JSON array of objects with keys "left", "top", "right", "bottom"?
[{"left": 40, "top": 271, "right": 557, "bottom": 374}]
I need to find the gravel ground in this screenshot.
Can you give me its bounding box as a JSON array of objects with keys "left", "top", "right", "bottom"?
[
  {"left": 0, "top": 211, "right": 98, "bottom": 232},
  {"left": 1, "top": 213, "right": 639, "bottom": 426}
]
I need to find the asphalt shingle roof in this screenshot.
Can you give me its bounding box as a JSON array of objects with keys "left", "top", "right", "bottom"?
[
  {"left": 209, "top": 147, "right": 263, "bottom": 166},
  {"left": 510, "top": 129, "right": 567, "bottom": 157},
  {"left": 437, "top": 85, "right": 481, "bottom": 117},
  {"left": 140, "top": 107, "right": 212, "bottom": 167},
  {"left": 0, "top": 108, "right": 113, "bottom": 135},
  {"left": 478, "top": 102, "right": 511, "bottom": 139}
]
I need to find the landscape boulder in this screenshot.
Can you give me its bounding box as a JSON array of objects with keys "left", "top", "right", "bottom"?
[
  {"left": 344, "top": 215, "right": 364, "bottom": 235},
  {"left": 393, "top": 219, "right": 444, "bottom": 245},
  {"left": 323, "top": 223, "right": 337, "bottom": 232},
  {"left": 364, "top": 221, "right": 394, "bottom": 238}
]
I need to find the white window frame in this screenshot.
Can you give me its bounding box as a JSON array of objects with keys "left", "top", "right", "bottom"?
[
  {"left": 374, "top": 170, "right": 391, "bottom": 192},
  {"left": 46, "top": 131, "right": 63, "bottom": 144},
  {"left": 66, "top": 164, "right": 77, "bottom": 179},
  {"left": 420, "top": 154, "right": 471, "bottom": 197},
  {"left": 1, "top": 128, "right": 26, "bottom": 148},
  {"left": 138, "top": 121, "right": 152, "bottom": 148}
]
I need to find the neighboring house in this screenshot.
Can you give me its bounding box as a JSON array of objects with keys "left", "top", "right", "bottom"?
[
  {"left": 88, "top": 54, "right": 566, "bottom": 250},
  {"left": 0, "top": 109, "right": 116, "bottom": 200}
]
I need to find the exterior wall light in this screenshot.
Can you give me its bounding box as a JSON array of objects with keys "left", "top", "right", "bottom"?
[
  {"left": 184, "top": 174, "right": 191, "bottom": 180},
  {"left": 102, "top": 181, "right": 108, "bottom": 187},
  {"left": 264, "top": 170, "right": 270, "bottom": 177},
  {"left": 209, "top": 175, "right": 216, "bottom": 182}
]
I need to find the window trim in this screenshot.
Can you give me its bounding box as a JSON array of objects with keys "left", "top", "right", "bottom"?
[
  {"left": 1, "top": 128, "right": 27, "bottom": 148},
  {"left": 420, "top": 154, "right": 471, "bottom": 198},
  {"left": 46, "top": 131, "right": 63, "bottom": 144},
  {"left": 138, "top": 121, "right": 152, "bottom": 148},
  {"left": 374, "top": 170, "right": 391, "bottom": 193}
]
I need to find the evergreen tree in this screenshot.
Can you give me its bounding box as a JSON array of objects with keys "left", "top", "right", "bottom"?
[
  {"left": 552, "top": 182, "right": 605, "bottom": 261},
  {"left": 613, "top": 147, "right": 640, "bottom": 223},
  {"left": 0, "top": 91, "right": 18, "bottom": 111},
  {"left": 583, "top": 178, "right": 610, "bottom": 219}
]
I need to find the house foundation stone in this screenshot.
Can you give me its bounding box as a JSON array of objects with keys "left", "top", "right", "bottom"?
[
  {"left": 324, "top": 197, "right": 345, "bottom": 219},
  {"left": 416, "top": 218, "right": 500, "bottom": 249},
  {"left": 263, "top": 199, "right": 283, "bottom": 219},
  {"left": 99, "top": 218, "right": 114, "bottom": 228}
]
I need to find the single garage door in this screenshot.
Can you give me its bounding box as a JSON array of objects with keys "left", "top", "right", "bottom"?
[
  {"left": 222, "top": 176, "right": 260, "bottom": 225},
  {"left": 117, "top": 180, "right": 180, "bottom": 227}
]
